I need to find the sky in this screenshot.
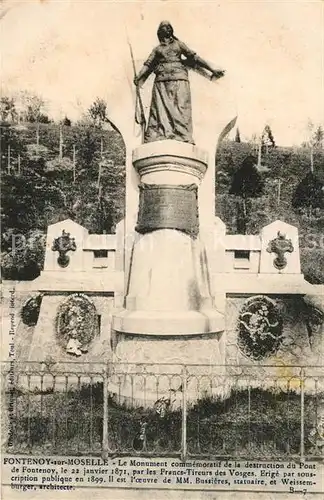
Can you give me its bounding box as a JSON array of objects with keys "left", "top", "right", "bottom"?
[{"left": 1, "top": 0, "right": 323, "bottom": 146}]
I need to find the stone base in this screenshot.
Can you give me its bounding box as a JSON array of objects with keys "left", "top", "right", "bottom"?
[
  {"left": 109, "top": 330, "right": 226, "bottom": 407},
  {"left": 113, "top": 228, "right": 225, "bottom": 336},
  {"left": 112, "top": 308, "right": 224, "bottom": 335},
  {"left": 112, "top": 330, "right": 224, "bottom": 364}
]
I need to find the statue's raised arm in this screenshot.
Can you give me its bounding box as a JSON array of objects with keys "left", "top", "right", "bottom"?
[{"left": 133, "top": 21, "right": 225, "bottom": 145}]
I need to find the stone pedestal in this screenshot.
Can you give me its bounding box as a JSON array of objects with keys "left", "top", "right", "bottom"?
[{"left": 112, "top": 140, "right": 224, "bottom": 339}]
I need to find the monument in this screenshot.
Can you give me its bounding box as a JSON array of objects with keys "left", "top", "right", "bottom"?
[
  {"left": 11, "top": 20, "right": 322, "bottom": 403},
  {"left": 2, "top": 13, "right": 323, "bottom": 466},
  {"left": 111, "top": 21, "right": 230, "bottom": 367}
]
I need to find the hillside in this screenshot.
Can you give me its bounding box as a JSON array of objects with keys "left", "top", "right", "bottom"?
[{"left": 1, "top": 121, "right": 324, "bottom": 283}]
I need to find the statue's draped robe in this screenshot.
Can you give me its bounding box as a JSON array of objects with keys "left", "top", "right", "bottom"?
[{"left": 143, "top": 39, "right": 197, "bottom": 144}]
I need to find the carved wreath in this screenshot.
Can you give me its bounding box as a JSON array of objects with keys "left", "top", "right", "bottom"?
[
  {"left": 21, "top": 294, "right": 43, "bottom": 326},
  {"left": 237, "top": 295, "right": 283, "bottom": 361},
  {"left": 56, "top": 293, "right": 99, "bottom": 356}
]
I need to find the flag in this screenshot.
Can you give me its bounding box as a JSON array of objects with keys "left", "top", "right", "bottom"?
[{"left": 217, "top": 116, "right": 238, "bottom": 148}]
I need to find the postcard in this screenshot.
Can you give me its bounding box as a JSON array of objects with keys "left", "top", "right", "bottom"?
[{"left": 1, "top": 1, "right": 323, "bottom": 499}]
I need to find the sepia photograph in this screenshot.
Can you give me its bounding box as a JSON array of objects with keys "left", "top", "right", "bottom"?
[{"left": 1, "top": 0, "right": 324, "bottom": 498}]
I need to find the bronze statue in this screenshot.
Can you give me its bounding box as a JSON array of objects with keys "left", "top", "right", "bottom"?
[{"left": 134, "top": 21, "right": 225, "bottom": 144}]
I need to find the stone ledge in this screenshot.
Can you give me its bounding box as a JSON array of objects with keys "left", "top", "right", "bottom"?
[
  {"left": 213, "top": 273, "right": 319, "bottom": 295},
  {"left": 111, "top": 308, "right": 224, "bottom": 336},
  {"left": 25, "top": 271, "right": 124, "bottom": 293}
]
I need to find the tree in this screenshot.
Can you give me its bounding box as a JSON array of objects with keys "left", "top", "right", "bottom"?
[
  {"left": 310, "top": 125, "right": 324, "bottom": 175},
  {"left": 88, "top": 97, "right": 120, "bottom": 133},
  {"left": 0, "top": 122, "right": 27, "bottom": 174},
  {"left": 73, "top": 122, "right": 101, "bottom": 175},
  {"left": 292, "top": 172, "right": 324, "bottom": 216},
  {"left": 262, "top": 124, "right": 276, "bottom": 149},
  {"left": 249, "top": 133, "right": 259, "bottom": 155},
  {"left": 26, "top": 105, "right": 50, "bottom": 124},
  {"left": 235, "top": 128, "right": 241, "bottom": 143},
  {"left": 24, "top": 95, "right": 45, "bottom": 123},
  {"left": 88, "top": 98, "right": 108, "bottom": 128},
  {"left": 1, "top": 158, "right": 49, "bottom": 232},
  {"left": 62, "top": 116, "right": 72, "bottom": 127},
  {"left": 38, "top": 113, "right": 51, "bottom": 124},
  {"left": 312, "top": 126, "right": 324, "bottom": 149},
  {"left": 229, "top": 155, "right": 264, "bottom": 233},
  {"left": 13, "top": 91, "right": 50, "bottom": 123},
  {"left": 0, "top": 97, "right": 17, "bottom": 122}
]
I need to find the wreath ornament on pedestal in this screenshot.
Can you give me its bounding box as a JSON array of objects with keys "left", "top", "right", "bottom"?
[
  {"left": 56, "top": 293, "right": 99, "bottom": 356},
  {"left": 237, "top": 295, "right": 283, "bottom": 361},
  {"left": 21, "top": 294, "right": 43, "bottom": 326}
]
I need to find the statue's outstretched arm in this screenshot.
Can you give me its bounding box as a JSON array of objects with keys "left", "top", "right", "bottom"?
[
  {"left": 195, "top": 56, "right": 225, "bottom": 78},
  {"left": 180, "top": 41, "right": 225, "bottom": 79}
]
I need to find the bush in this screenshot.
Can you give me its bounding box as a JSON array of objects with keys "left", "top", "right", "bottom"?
[
  {"left": 1, "top": 230, "right": 46, "bottom": 280},
  {"left": 300, "top": 248, "right": 324, "bottom": 284}
]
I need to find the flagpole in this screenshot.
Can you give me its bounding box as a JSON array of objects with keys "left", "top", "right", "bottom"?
[{"left": 126, "top": 36, "right": 146, "bottom": 142}]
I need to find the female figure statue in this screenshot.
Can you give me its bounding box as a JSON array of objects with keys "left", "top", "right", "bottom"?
[{"left": 134, "top": 21, "right": 225, "bottom": 144}]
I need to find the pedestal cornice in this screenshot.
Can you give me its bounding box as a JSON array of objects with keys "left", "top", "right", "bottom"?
[{"left": 133, "top": 140, "right": 208, "bottom": 181}]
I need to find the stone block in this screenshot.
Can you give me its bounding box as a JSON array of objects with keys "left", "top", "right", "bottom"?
[
  {"left": 28, "top": 294, "right": 114, "bottom": 363},
  {"left": 44, "top": 219, "right": 89, "bottom": 272},
  {"left": 260, "top": 220, "right": 301, "bottom": 274}
]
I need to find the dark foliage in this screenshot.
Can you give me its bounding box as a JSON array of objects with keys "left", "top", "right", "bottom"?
[
  {"left": 229, "top": 155, "right": 264, "bottom": 233},
  {"left": 229, "top": 155, "right": 265, "bottom": 199},
  {"left": 62, "top": 117, "right": 71, "bottom": 127},
  {"left": 292, "top": 172, "right": 324, "bottom": 211},
  {"left": 263, "top": 124, "right": 276, "bottom": 148}
]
